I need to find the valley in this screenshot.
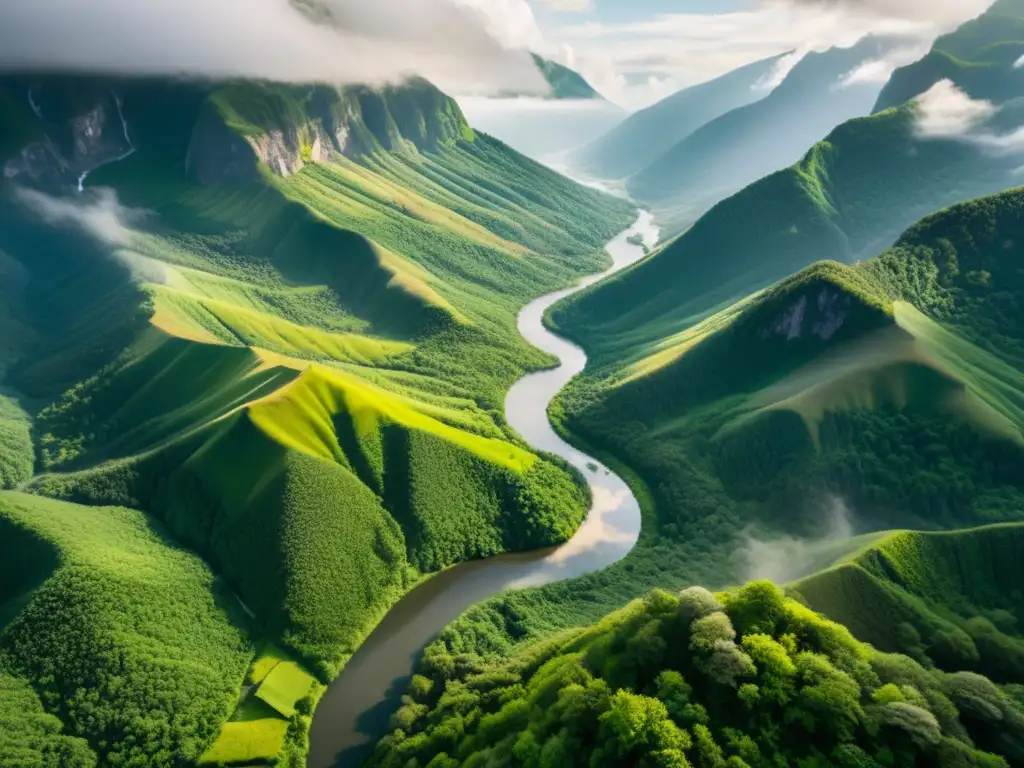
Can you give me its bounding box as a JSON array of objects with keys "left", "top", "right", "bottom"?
[{"left": 3, "top": 2, "right": 1024, "bottom": 767}]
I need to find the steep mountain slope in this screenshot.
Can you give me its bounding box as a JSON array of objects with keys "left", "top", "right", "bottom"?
[
  {"left": 571, "top": 53, "right": 789, "bottom": 181},
  {"left": 795, "top": 524, "right": 1024, "bottom": 684},
  {"left": 371, "top": 578, "right": 1024, "bottom": 768},
  {"left": 555, "top": 1, "right": 1024, "bottom": 364},
  {"left": 875, "top": 0, "right": 1024, "bottom": 112},
  {"left": 531, "top": 54, "right": 604, "bottom": 100},
  {"left": 628, "top": 37, "right": 901, "bottom": 229},
  {"left": 561, "top": 190, "right": 1024, "bottom": 554},
  {"left": 0, "top": 73, "right": 635, "bottom": 765},
  {"left": 409, "top": 187, "right": 1024, "bottom": 708},
  {"left": 0, "top": 492, "right": 253, "bottom": 767}
]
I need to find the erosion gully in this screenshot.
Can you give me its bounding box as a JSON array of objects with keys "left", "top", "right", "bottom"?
[{"left": 308, "top": 211, "right": 659, "bottom": 767}]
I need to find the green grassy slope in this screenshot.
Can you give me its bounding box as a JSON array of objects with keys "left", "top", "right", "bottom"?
[
  {"left": 414, "top": 188, "right": 1024, "bottom": 700},
  {"left": 371, "top": 580, "right": 1023, "bottom": 767},
  {"left": 0, "top": 73, "right": 634, "bottom": 764},
  {"left": 565, "top": 188, "right": 1024, "bottom": 553},
  {"left": 556, "top": 2, "right": 1023, "bottom": 362},
  {"left": 572, "top": 53, "right": 788, "bottom": 181},
  {"left": 629, "top": 37, "right": 893, "bottom": 219},
  {"left": 795, "top": 525, "right": 1024, "bottom": 684},
  {"left": 0, "top": 491, "right": 253, "bottom": 765}
]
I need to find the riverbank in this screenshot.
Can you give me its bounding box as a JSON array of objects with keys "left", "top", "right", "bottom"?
[{"left": 306, "top": 212, "right": 659, "bottom": 768}]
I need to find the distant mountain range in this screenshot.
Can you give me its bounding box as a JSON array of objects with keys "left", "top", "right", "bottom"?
[
  {"left": 627, "top": 36, "right": 903, "bottom": 232},
  {"left": 572, "top": 52, "right": 789, "bottom": 181},
  {"left": 556, "top": 1, "right": 1024, "bottom": 364}
]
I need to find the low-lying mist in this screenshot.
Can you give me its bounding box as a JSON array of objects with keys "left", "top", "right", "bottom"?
[
  {"left": 457, "top": 97, "right": 626, "bottom": 162},
  {"left": 13, "top": 186, "right": 170, "bottom": 285},
  {"left": 736, "top": 495, "right": 860, "bottom": 585}
]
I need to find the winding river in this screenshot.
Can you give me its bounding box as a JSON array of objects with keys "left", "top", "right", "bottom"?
[{"left": 307, "top": 211, "right": 660, "bottom": 768}]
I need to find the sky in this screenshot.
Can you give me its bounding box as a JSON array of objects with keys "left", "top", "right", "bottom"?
[
  {"left": 0, "top": 0, "right": 996, "bottom": 111},
  {"left": 478, "top": 0, "right": 995, "bottom": 109}
]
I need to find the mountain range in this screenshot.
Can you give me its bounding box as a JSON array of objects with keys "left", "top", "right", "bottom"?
[
  {"left": 0, "top": 72, "right": 634, "bottom": 767},
  {"left": 4, "top": 1, "right": 1024, "bottom": 767}
]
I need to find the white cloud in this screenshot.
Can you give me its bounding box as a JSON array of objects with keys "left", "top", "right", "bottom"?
[
  {"left": 836, "top": 42, "right": 931, "bottom": 88},
  {"left": 454, "top": 0, "right": 546, "bottom": 52},
  {"left": 754, "top": 50, "right": 806, "bottom": 92},
  {"left": 14, "top": 186, "right": 142, "bottom": 246},
  {"left": 538, "top": 0, "right": 594, "bottom": 11},
  {"left": 913, "top": 79, "right": 997, "bottom": 139},
  {"left": 546, "top": 0, "right": 991, "bottom": 110},
  {"left": 0, "top": 0, "right": 546, "bottom": 95},
  {"left": 914, "top": 79, "right": 1024, "bottom": 154},
  {"left": 13, "top": 186, "right": 172, "bottom": 283}
]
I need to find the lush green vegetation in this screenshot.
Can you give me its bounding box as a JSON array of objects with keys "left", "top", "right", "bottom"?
[
  {"left": 371, "top": 580, "right": 1024, "bottom": 767},
  {"left": 795, "top": 525, "right": 1024, "bottom": 684},
  {"left": 0, "top": 669, "right": 96, "bottom": 767},
  {"left": 557, "top": 0, "right": 1023, "bottom": 364},
  {"left": 0, "top": 491, "right": 253, "bottom": 766},
  {"left": 396, "top": 187, "right": 1024, "bottom": 732},
  {"left": 0, "top": 71, "right": 634, "bottom": 766}
]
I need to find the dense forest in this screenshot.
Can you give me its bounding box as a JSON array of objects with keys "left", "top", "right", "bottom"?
[{"left": 371, "top": 578, "right": 1024, "bottom": 767}]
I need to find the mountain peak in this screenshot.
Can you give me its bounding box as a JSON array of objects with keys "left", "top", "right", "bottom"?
[{"left": 529, "top": 54, "right": 604, "bottom": 100}]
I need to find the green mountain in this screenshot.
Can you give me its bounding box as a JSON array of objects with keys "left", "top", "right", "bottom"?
[
  {"left": 874, "top": 0, "right": 1024, "bottom": 112},
  {"left": 0, "top": 73, "right": 634, "bottom": 766},
  {"left": 531, "top": 54, "right": 605, "bottom": 100},
  {"left": 571, "top": 52, "right": 790, "bottom": 181},
  {"left": 556, "top": 2, "right": 1024, "bottom": 364},
  {"left": 559, "top": 188, "right": 1024, "bottom": 558},
  {"left": 795, "top": 525, "right": 1024, "bottom": 685},
  {"left": 628, "top": 37, "right": 900, "bottom": 232},
  {"left": 367, "top": 188, "right": 1024, "bottom": 767},
  {"left": 372, "top": 576, "right": 1024, "bottom": 767}
]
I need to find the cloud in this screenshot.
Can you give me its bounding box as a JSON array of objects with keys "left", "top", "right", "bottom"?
[
  {"left": 764, "top": 0, "right": 992, "bottom": 25},
  {"left": 14, "top": 186, "right": 142, "bottom": 246},
  {"left": 836, "top": 41, "right": 932, "bottom": 88},
  {"left": 0, "top": 0, "right": 546, "bottom": 95},
  {"left": 737, "top": 496, "right": 857, "bottom": 584},
  {"left": 551, "top": 1, "right": 991, "bottom": 110},
  {"left": 914, "top": 79, "right": 1024, "bottom": 153},
  {"left": 538, "top": 0, "right": 595, "bottom": 11},
  {"left": 913, "top": 79, "right": 998, "bottom": 138},
  {"left": 454, "top": 0, "right": 546, "bottom": 51},
  {"left": 13, "top": 186, "right": 171, "bottom": 283}
]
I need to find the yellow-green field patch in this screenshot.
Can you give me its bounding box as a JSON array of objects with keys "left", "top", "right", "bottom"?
[
  {"left": 255, "top": 661, "right": 316, "bottom": 718},
  {"left": 199, "top": 719, "right": 289, "bottom": 766}
]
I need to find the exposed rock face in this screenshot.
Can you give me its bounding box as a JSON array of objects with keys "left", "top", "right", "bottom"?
[
  {"left": 3, "top": 91, "right": 132, "bottom": 190},
  {"left": 185, "top": 79, "right": 473, "bottom": 185},
  {"left": 186, "top": 109, "right": 261, "bottom": 185},
  {"left": 761, "top": 286, "right": 851, "bottom": 342}
]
